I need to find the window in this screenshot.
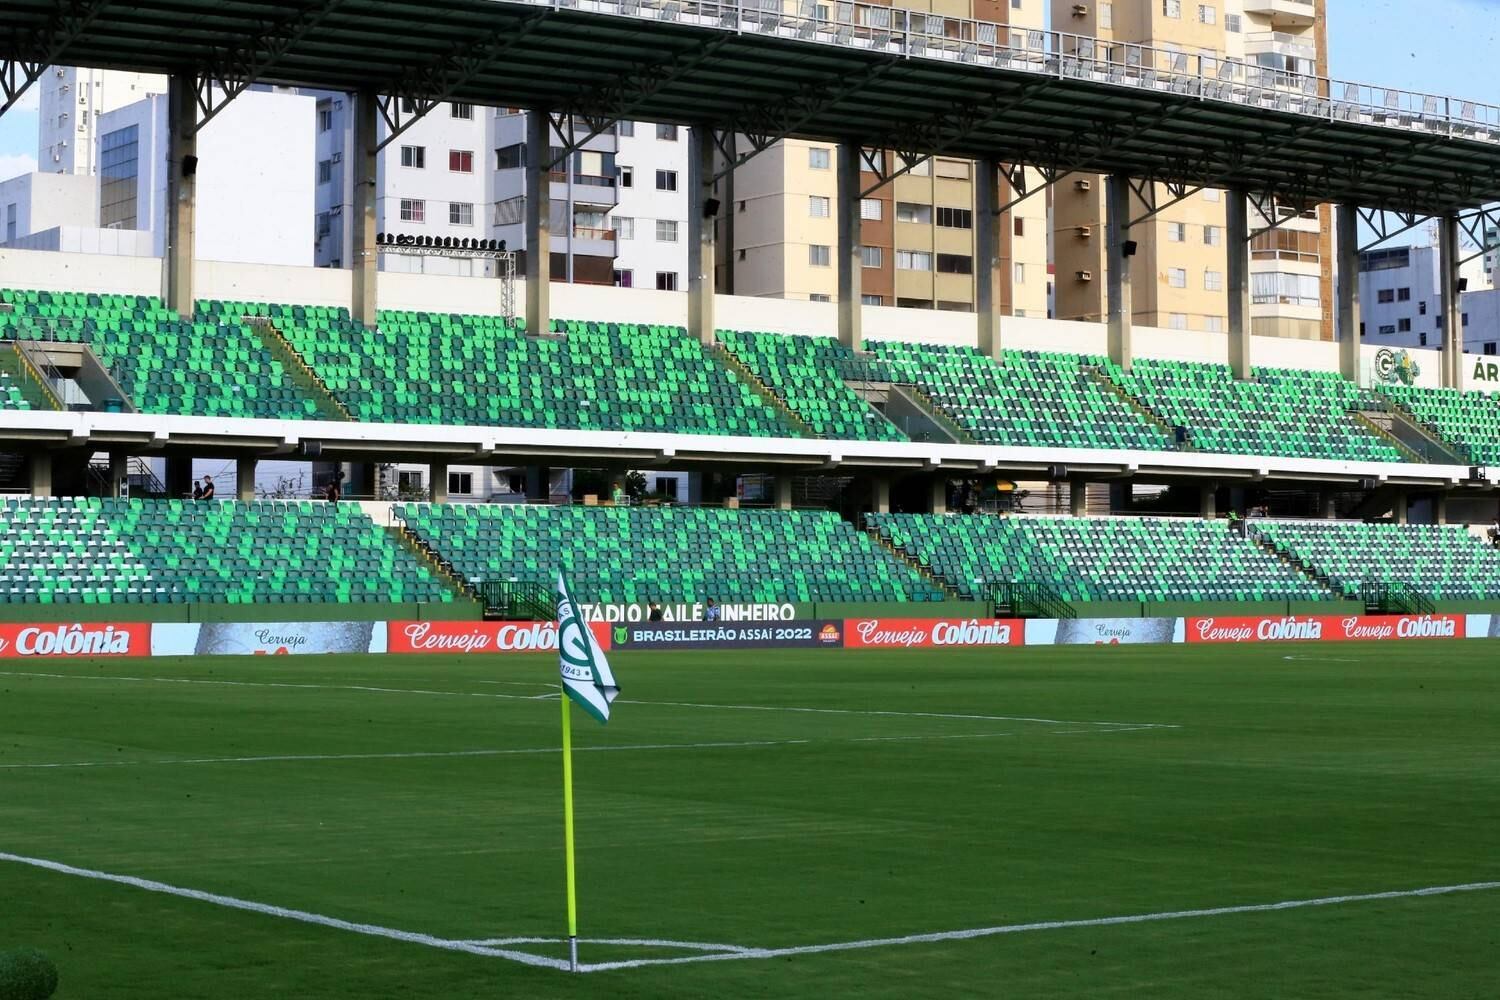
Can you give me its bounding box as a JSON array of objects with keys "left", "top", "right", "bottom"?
[
  {"left": 614, "top": 270, "right": 633, "bottom": 288},
  {"left": 1225, "top": 12, "right": 1241, "bottom": 32},
  {"left": 398, "top": 471, "right": 425, "bottom": 495},
  {"left": 1014, "top": 262, "right": 1026, "bottom": 284},
  {"left": 615, "top": 216, "right": 634, "bottom": 240},
  {"left": 656, "top": 272, "right": 678, "bottom": 291},
  {"left": 935, "top": 159, "right": 970, "bottom": 180},
  {"left": 449, "top": 202, "right": 474, "bottom": 226},
  {"left": 896, "top": 250, "right": 933, "bottom": 271},
  {"left": 450, "top": 103, "right": 473, "bottom": 120},
  {"left": 1204, "top": 316, "right": 1224, "bottom": 333},
  {"left": 495, "top": 144, "right": 523, "bottom": 170},
  {"left": 1378, "top": 324, "right": 1397, "bottom": 336},
  {"left": 896, "top": 202, "right": 933, "bottom": 225},
  {"left": 317, "top": 108, "right": 333, "bottom": 133},
  {"left": 936, "top": 206, "right": 973, "bottom": 229},
  {"left": 1251, "top": 272, "right": 1320, "bottom": 307},
  {"left": 1163, "top": 0, "right": 1181, "bottom": 18},
  {"left": 1013, "top": 218, "right": 1025, "bottom": 238},
  {"left": 1203, "top": 188, "right": 1221, "bottom": 202},
  {"left": 400, "top": 199, "right": 425, "bottom": 223},
  {"left": 1398, "top": 318, "right": 1412, "bottom": 332},
  {"left": 618, "top": 166, "right": 634, "bottom": 188},
  {"left": 655, "top": 219, "right": 679, "bottom": 242},
  {"left": 1197, "top": 4, "right": 1215, "bottom": 24},
  {"left": 809, "top": 244, "right": 831, "bottom": 267},
  {"left": 655, "top": 170, "right": 677, "bottom": 192},
  {"left": 1464, "top": 313, "right": 1471, "bottom": 326},
  {"left": 1167, "top": 222, "right": 1186, "bottom": 242},
  {"left": 317, "top": 159, "right": 332, "bottom": 184},
  {"left": 1204, "top": 269, "right": 1224, "bottom": 291},
  {"left": 1377, "top": 289, "right": 1395, "bottom": 304},
  {"left": 1099, "top": 1, "right": 1112, "bottom": 28},
  {"left": 937, "top": 253, "right": 973, "bottom": 275},
  {"left": 809, "top": 196, "right": 831, "bottom": 219},
  {"left": 809, "top": 147, "right": 831, "bottom": 169},
  {"left": 100, "top": 126, "right": 139, "bottom": 231},
  {"left": 446, "top": 472, "right": 473, "bottom": 496},
  {"left": 656, "top": 123, "right": 679, "bottom": 141},
  {"left": 1203, "top": 225, "right": 1222, "bottom": 247},
  {"left": 1419, "top": 332, "right": 1428, "bottom": 346},
  {"left": 1169, "top": 313, "right": 1188, "bottom": 330},
  {"left": 449, "top": 150, "right": 474, "bottom": 173},
  {"left": 907, "top": 157, "right": 931, "bottom": 177},
  {"left": 400, "top": 145, "right": 425, "bottom": 169},
  {"left": 860, "top": 198, "right": 883, "bottom": 221},
  {"left": 1168, "top": 268, "right": 1187, "bottom": 288},
  {"left": 862, "top": 149, "right": 884, "bottom": 173},
  {"left": 809, "top": 294, "right": 831, "bottom": 303},
  {"left": 1397, "top": 287, "right": 1411, "bottom": 302},
  {"left": 5, "top": 202, "right": 16, "bottom": 243},
  {"left": 1486, "top": 343, "right": 1497, "bottom": 356},
  {"left": 861, "top": 294, "right": 884, "bottom": 306},
  {"left": 1419, "top": 301, "right": 1428, "bottom": 315},
  {"left": 861, "top": 246, "right": 883, "bottom": 268},
  {"left": 617, "top": 121, "right": 635, "bottom": 137}
]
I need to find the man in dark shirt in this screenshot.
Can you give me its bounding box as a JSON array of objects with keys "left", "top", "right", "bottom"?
[
  {"left": 647, "top": 602, "right": 664, "bottom": 622},
  {"left": 200, "top": 476, "right": 216, "bottom": 500},
  {"left": 191, "top": 480, "right": 203, "bottom": 500}
]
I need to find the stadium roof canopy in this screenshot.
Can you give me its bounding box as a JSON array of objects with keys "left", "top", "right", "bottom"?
[{"left": 5, "top": 0, "right": 1500, "bottom": 216}]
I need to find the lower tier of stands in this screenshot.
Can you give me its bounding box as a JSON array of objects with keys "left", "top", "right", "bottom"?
[{"left": 1254, "top": 520, "right": 1500, "bottom": 600}]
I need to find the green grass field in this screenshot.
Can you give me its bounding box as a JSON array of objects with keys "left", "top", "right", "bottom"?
[{"left": 2, "top": 643, "right": 1498, "bottom": 998}]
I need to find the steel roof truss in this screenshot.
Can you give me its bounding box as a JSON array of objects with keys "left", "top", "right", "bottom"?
[{"left": 0, "top": 0, "right": 113, "bottom": 118}]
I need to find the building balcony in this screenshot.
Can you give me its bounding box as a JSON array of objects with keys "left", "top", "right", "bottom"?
[
  {"left": 1242, "top": 0, "right": 1317, "bottom": 29},
  {"left": 549, "top": 225, "right": 617, "bottom": 258}
]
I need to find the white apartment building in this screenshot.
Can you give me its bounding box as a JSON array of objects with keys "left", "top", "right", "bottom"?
[
  {"left": 610, "top": 120, "right": 689, "bottom": 292},
  {"left": 1359, "top": 244, "right": 1498, "bottom": 357},
  {"left": 37, "top": 67, "right": 167, "bottom": 177}
]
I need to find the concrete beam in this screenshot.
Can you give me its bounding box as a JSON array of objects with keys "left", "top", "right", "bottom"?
[
  {"left": 1070, "top": 480, "right": 1088, "bottom": 517},
  {"left": 870, "top": 475, "right": 891, "bottom": 515},
  {"left": 1200, "top": 483, "right": 1217, "bottom": 519},
  {"left": 165, "top": 74, "right": 198, "bottom": 319},
  {"left": 775, "top": 474, "right": 793, "bottom": 511},
  {"left": 1336, "top": 205, "right": 1361, "bottom": 382},
  {"left": 1439, "top": 213, "right": 1463, "bottom": 389},
  {"left": 108, "top": 452, "right": 128, "bottom": 498},
  {"left": 1393, "top": 489, "right": 1409, "bottom": 525},
  {"left": 1226, "top": 188, "right": 1252, "bottom": 379},
  {"left": 430, "top": 461, "right": 449, "bottom": 504},
  {"left": 930, "top": 476, "right": 948, "bottom": 515},
  {"left": 837, "top": 140, "right": 863, "bottom": 352},
  {"left": 1433, "top": 491, "right": 1449, "bottom": 525},
  {"left": 975, "top": 157, "right": 1002, "bottom": 360},
  {"left": 28, "top": 451, "right": 53, "bottom": 499},
  {"left": 687, "top": 126, "right": 716, "bottom": 346},
  {"left": 351, "top": 90, "right": 379, "bottom": 328},
  {"left": 525, "top": 111, "right": 552, "bottom": 337},
  {"left": 237, "top": 457, "right": 257, "bottom": 501},
  {"left": 1105, "top": 175, "right": 1133, "bottom": 372}
]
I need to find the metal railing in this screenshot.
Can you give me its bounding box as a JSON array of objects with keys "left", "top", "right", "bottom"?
[
  {"left": 477, "top": 579, "right": 559, "bottom": 620},
  {"left": 1358, "top": 581, "right": 1436, "bottom": 616},
  {"left": 516, "top": 0, "right": 1500, "bottom": 143},
  {"left": 991, "top": 581, "right": 1077, "bottom": 620}
]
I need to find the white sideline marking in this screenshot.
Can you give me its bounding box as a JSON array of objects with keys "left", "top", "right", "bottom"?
[
  {"left": 0, "top": 670, "right": 1179, "bottom": 729},
  {"left": 0, "top": 852, "right": 569, "bottom": 971},
  {"left": 4, "top": 850, "right": 1495, "bottom": 976}
]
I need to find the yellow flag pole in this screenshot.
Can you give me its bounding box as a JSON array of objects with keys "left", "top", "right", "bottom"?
[{"left": 561, "top": 685, "right": 580, "bottom": 973}]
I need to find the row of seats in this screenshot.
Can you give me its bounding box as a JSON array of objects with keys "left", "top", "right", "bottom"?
[
  {"left": 1380, "top": 384, "right": 1500, "bottom": 465},
  {"left": 0, "top": 498, "right": 453, "bottom": 605},
  {"left": 395, "top": 503, "right": 948, "bottom": 604},
  {"left": 1255, "top": 520, "right": 1500, "bottom": 600},
  {"left": 0, "top": 370, "right": 31, "bottom": 409},
  {"left": 868, "top": 513, "right": 1328, "bottom": 603}
]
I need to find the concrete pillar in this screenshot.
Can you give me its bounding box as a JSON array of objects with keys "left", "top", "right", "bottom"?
[
  {"left": 1433, "top": 492, "right": 1449, "bottom": 525},
  {"left": 165, "top": 455, "right": 192, "bottom": 499},
  {"left": 1105, "top": 174, "right": 1133, "bottom": 371},
  {"left": 1335, "top": 204, "right": 1361, "bottom": 382},
  {"left": 1070, "top": 480, "right": 1088, "bottom": 517},
  {"left": 525, "top": 465, "right": 551, "bottom": 502},
  {"left": 775, "top": 474, "right": 793, "bottom": 511},
  {"left": 837, "top": 141, "right": 863, "bottom": 352},
  {"left": 108, "top": 452, "right": 128, "bottom": 498},
  {"left": 351, "top": 90, "right": 379, "bottom": 328},
  {"left": 525, "top": 111, "right": 552, "bottom": 337},
  {"left": 28, "top": 452, "right": 53, "bottom": 498},
  {"left": 1319, "top": 489, "right": 1337, "bottom": 519},
  {"left": 344, "top": 462, "right": 374, "bottom": 500},
  {"left": 719, "top": 132, "right": 736, "bottom": 296},
  {"left": 165, "top": 74, "right": 198, "bottom": 318},
  {"left": 870, "top": 476, "right": 891, "bottom": 515},
  {"left": 1108, "top": 481, "right": 1131, "bottom": 513},
  {"left": 1226, "top": 188, "right": 1252, "bottom": 379},
  {"left": 1199, "top": 483, "right": 1217, "bottom": 520},
  {"left": 236, "top": 457, "right": 257, "bottom": 501},
  {"left": 930, "top": 476, "right": 948, "bottom": 515},
  {"left": 975, "top": 157, "right": 1002, "bottom": 360},
  {"left": 430, "top": 461, "right": 449, "bottom": 504},
  {"left": 1439, "top": 213, "right": 1464, "bottom": 389},
  {"left": 687, "top": 126, "right": 716, "bottom": 346},
  {"left": 1393, "top": 489, "right": 1409, "bottom": 525}
]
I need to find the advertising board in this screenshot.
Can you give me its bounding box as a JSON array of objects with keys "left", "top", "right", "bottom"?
[
  {"left": 387, "top": 620, "right": 611, "bottom": 655},
  {"left": 609, "top": 620, "right": 844, "bottom": 651},
  {"left": 0, "top": 622, "right": 152, "bottom": 659},
  {"left": 843, "top": 618, "right": 1022, "bottom": 650},
  {"left": 1024, "top": 618, "right": 1184, "bottom": 646},
  {"left": 152, "top": 622, "right": 386, "bottom": 656},
  {"left": 1186, "top": 614, "right": 1464, "bottom": 644}
]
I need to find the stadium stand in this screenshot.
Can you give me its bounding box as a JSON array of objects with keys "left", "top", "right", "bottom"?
[
  {"left": 0, "top": 498, "right": 454, "bottom": 604},
  {"left": 868, "top": 513, "right": 1329, "bottom": 603},
  {"left": 717, "top": 330, "right": 905, "bottom": 441},
  {"left": 866, "top": 343, "right": 1173, "bottom": 451},
  {"left": 1102, "top": 360, "right": 1406, "bottom": 462},
  {"left": 395, "top": 504, "right": 947, "bottom": 604},
  {"left": 267, "top": 304, "right": 794, "bottom": 435},
  {"left": 1378, "top": 384, "right": 1500, "bottom": 464},
  {"left": 0, "top": 370, "right": 32, "bottom": 410},
  {"left": 0, "top": 289, "right": 322, "bottom": 419},
  {"left": 1254, "top": 520, "right": 1500, "bottom": 600}
]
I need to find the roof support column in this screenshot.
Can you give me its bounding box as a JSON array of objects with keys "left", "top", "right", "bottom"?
[
  {"left": 351, "top": 90, "right": 379, "bottom": 328},
  {"left": 719, "top": 132, "right": 737, "bottom": 296},
  {"left": 525, "top": 111, "right": 551, "bottom": 336},
  {"left": 28, "top": 451, "right": 52, "bottom": 499},
  {"left": 430, "top": 461, "right": 449, "bottom": 504},
  {"left": 1335, "top": 204, "right": 1361, "bottom": 382},
  {"left": 687, "top": 126, "right": 716, "bottom": 346},
  {"left": 165, "top": 74, "right": 198, "bottom": 319},
  {"left": 837, "top": 141, "right": 863, "bottom": 353},
  {"left": 975, "top": 157, "right": 1002, "bottom": 360},
  {"left": 1439, "top": 213, "right": 1464, "bottom": 389},
  {"left": 1226, "top": 188, "right": 1252, "bottom": 379},
  {"left": 1106, "top": 175, "right": 1133, "bottom": 372},
  {"left": 237, "top": 457, "right": 257, "bottom": 501}
]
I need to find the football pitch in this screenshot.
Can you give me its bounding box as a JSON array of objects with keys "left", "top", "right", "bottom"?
[{"left": 2, "top": 642, "right": 1497, "bottom": 999}]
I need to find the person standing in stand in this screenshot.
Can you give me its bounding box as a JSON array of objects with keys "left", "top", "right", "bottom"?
[{"left": 200, "top": 476, "right": 216, "bottom": 501}]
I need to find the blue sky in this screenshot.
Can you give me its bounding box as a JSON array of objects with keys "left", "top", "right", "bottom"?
[{"left": 0, "top": 0, "right": 1496, "bottom": 178}]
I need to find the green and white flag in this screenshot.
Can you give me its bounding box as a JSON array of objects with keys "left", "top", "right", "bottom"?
[{"left": 557, "top": 573, "right": 620, "bottom": 724}]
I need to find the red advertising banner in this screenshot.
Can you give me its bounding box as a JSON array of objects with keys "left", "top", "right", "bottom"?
[
  {"left": 844, "top": 618, "right": 1023, "bottom": 650},
  {"left": 387, "top": 620, "right": 612, "bottom": 655},
  {"left": 1187, "top": 614, "right": 1463, "bottom": 644},
  {"left": 0, "top": 622, "right": 152, "bottom": 659}
]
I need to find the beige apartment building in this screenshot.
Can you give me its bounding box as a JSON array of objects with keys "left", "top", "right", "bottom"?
[
  {"left": 725, "top": 0, "right": 1052, "bottom": 319},
  {"left": 1052, "top": 0, "right": 1334, "bottom": 341}
]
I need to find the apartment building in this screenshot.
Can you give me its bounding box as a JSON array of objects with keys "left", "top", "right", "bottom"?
[
  {"left": 37, "top": 67, "right": 167, "bottom": 177},
  {"left": 1359, "top": 244, "right": 1496, "bottom": 356},
  {"left": 726, "top": 0, "right": 1051, "bottom": 317},
  {"left": 1052, "top": 0, "right": 1335, "bottom": 341}
]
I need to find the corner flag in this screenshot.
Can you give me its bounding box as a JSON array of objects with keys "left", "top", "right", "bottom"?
[{"left": 557, "top": 573, "right": 619, "bottom": 723}]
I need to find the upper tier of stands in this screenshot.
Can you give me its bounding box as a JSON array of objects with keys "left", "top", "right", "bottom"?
[
  {"left": 1255, "top": 521, "right": 1500, "bottom": 600},
  {"left": 868, "top": 513, "right": 1330, "bottom": 603},
  {"left": 396, "top": 503, "right": 947, "bottom": 604},
  {"left": 0, "top": 498, "right": 454, "bottom": 605}
]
